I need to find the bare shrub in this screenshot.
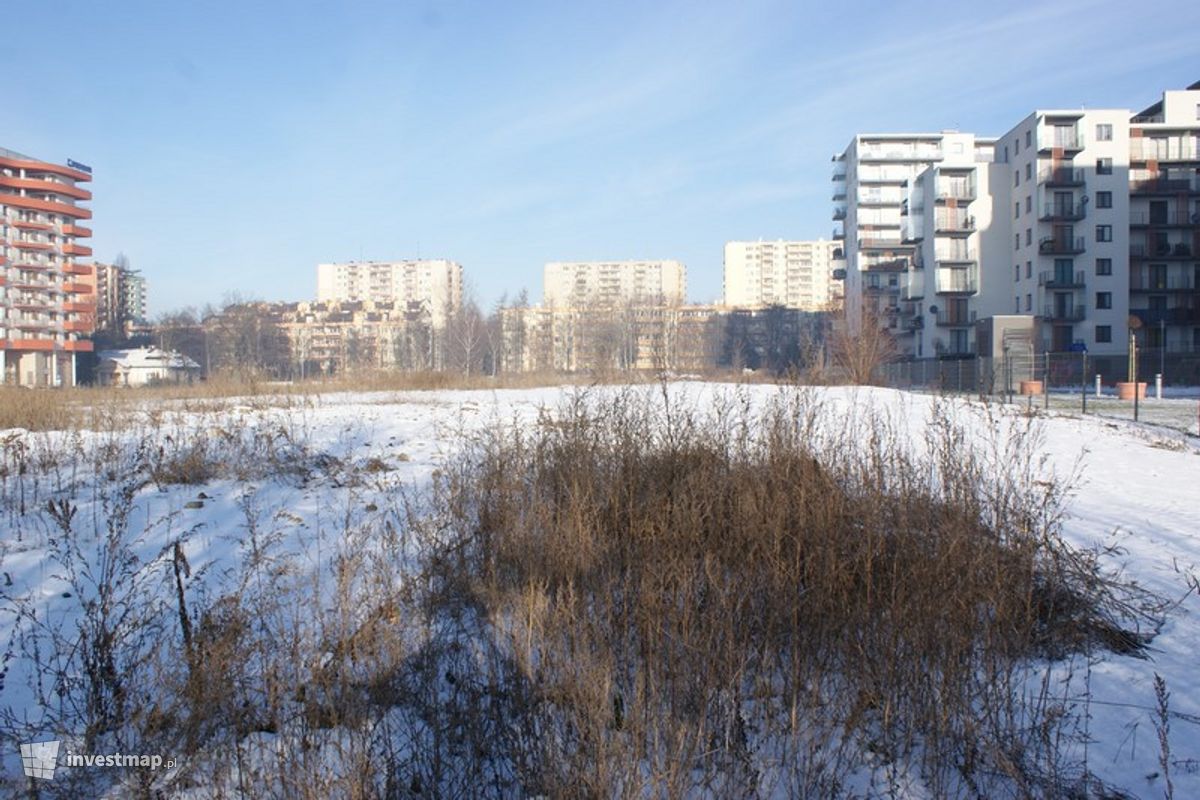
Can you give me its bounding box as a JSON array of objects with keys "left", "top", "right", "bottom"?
[{"left": 419, "top": 386, "right": 1153, "bottom": 797}]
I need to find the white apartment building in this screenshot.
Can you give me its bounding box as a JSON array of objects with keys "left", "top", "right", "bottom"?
[
  {"left": 543, "top": 260, "right": 686, "bottom": 308},
  {"left": 1128, "top": 83, "right": 1200, "bottom": 354},
  {"left": 835, "top": 132, "right": 996, "bottom": 357},
  {"left": 994, "top": 108, "right": 1132, "bottom": 355},
  {"left": 316, "top": 260, "right": 463, "bottom": 325},
  {"left": 723, "top": 239, "right": 840, "bottom": 311},
  {"left": 898, "top": 143, "right": 1005, "bottom": 357}
]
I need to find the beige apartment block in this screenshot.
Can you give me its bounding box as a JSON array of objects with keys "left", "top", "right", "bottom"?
[
  {"left": 316, "top": 260, "right": 463, "bottom": 325},
  {"left": 543, "top": 260, "right": 686, "bottom": 308},
  {"left": 723, "top": 239, "right": 841, "bottom": 311}
]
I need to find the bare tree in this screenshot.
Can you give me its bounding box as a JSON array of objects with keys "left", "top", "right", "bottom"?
[{"left": 829, "top": 305, "right": 898, "bottom": 385}]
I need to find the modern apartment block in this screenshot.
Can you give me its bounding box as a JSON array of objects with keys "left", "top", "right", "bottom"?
[
  {"left": 94, "top": 261, "right": 148, "bottom": 336},
  {"left": 1128, "top": 83, "right": 1200, "bottom": 354},
  {"left": 838, "top": 81, "right": 1200, "bottom": 359},
  {"left": 0, "top": 147, "right": 95, "bottom": 386},
  {"left": 835, "top": 132, "right": 996, "bottom": 356},
  {"left": 543, "top": 260, "right": 686, "bottom": 308},
  {"left": 995, "top": 108, "right": 1132, "bottom": 355},
  {"left": 316, "top": 260, "right": 463, "bottom": 325},
  {"left": 723, "top": 239, "right": 841, "bottom": 311}
]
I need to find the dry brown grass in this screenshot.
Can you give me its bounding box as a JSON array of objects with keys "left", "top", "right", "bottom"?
[
  {"left": 0, "top": 384, "right": 1156, "bottom": 798},
  {"left": 419, "top": 386, "right": 1151, "bottom": 797}
]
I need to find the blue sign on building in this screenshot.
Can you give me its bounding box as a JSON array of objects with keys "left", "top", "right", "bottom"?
[{"left": 67, "top": 159, "right": 92, "bottom": 174}]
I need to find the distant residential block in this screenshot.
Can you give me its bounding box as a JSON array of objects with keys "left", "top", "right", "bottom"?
[
  {"left": 723, "top": 239, "right": 841, "bottom": 311},
  {"left": 316, "top": 260, "right": 463, "bottom": 325},
  {"left": 543, "top": 260, "right": 686, "bottom": 308}
]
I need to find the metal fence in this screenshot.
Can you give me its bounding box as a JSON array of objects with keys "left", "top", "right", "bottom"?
[{"left": 878, "top": 351, "right": 1200, "bottom": 433}]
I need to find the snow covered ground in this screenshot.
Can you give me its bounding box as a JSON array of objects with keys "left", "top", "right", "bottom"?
[{"left": 1, "top": 382, "right": 1197, "bottom": 797}]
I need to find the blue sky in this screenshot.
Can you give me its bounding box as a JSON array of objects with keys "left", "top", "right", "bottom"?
[{"left": 4, "top": 0, "right": 1198, "bottom": 315}]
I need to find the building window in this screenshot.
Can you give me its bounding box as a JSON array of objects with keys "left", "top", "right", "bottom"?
[
  {"left": 1014, "top": 170, "right": 1020, "bottom": 187},
  {"left": 1026, "top": 228, "right": 1032, "bottom": 246},
  {"left": 1026, "top": 162, "right": 1033, "bottom": 180},
  {"left": 1096, "top": 123, "right": 1113, "bottom": 141},
  {"left": 1015, "top": 234, "right": 1020, "bottom": 250},
  {"left": 1015, "top": 202, "right": 1020, "bottom": 219},
  {"left": 1096, "top": 325, "right": 1112, "bottom": 343},
  {"left": 1025, "top": 293, "right": 1032, "bottom": 312},
  {"left": 1026, "top": 261, "right": 1032, "bottom": 278},
  {"left": 1096, "top": 291, "right": 1112, "bottom": 309},
  {"left": 1196, "top": 103, "right": 1200, "bottom": 120},
  {"left": 1015, "top": 264, "right": 1020, "bottom": 282},
  {"left": 1096, "top": 224, "right": 1113, "bottom": 242},
  {"left": 1015, "top": 296, "right": 1021, "bottom": 312},
  {"left": 1096, "top": 257, "right": 1113, "bottom": 275},
  {"left": 1096, "top": 157, "right": 1113, "bottom": 175},
  {"left": 1015, "top": 139, "right": 1020, "bottom": 155},
  {"left": 1026, "top": 195, "right": 1032, "bottom": 213},
  {"left": 1096, "top": 191, "right": 1112, "bottom": 209},
  {"left": 1025, "top": 130, "right": 1032, "bottom": 147}
]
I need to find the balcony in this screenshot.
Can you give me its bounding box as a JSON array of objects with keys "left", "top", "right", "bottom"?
[
  {"left": 14, "top": 240, "right": 53, "bottom": 251},
  {"left": 832, "top": 189, "right": 847, "bottom": 201},
  {"left": 64, "top": 320, "right": 91, "bottom": 333},
  {"left": 1130, "top": 142, "right": 1198, "bottom": 163},
  {"left": 62, "top": 282, "right": 93, "bottom": 294},
  {"left": 0, "top": 194, "right": 91, "bottom": 219},
  {"left": 1130, "top": 307, "right": 1200, "bottom": 326},
  {"left": 62, "top": 301, "right": 95, "bottom": 312},
  {"left": 934, "top": 182, "right": 976, "bottom": 203},
  {"left": 858, "top": 146, "right": 943, "bottom": 162},
  {"left": 63, "top": 242, "right": 92, "bottom": 257},
  {"left": 1039, "top": 130, "right": 1085, "bottom": 153},
  {"left": 1131, "top": 177, "right": 1200, "bottom": 195},
  {"left": 858, "top": 237, "right": 905, "bottom": 250},
  {"left": 1130, "top": 242, "right": 1195, "bottom": 259},
  {"left": 1040, "top": 203, "right": 1086, "bottom": 221},
  {"left": 832, "top": 207, "right": 846, "bottom": 221},
  {"left": 933, "top": 214, "right": 975, "bottom": 234},
  {"left": 1038, "top": 270, "right": 1086, "bottom": 288},
  {"left": 12, "top": 220, "right": 53, "bottom": 231},
  {"left": 832, "top": 228, "right": 845, "bottom": 240},
  {"left": 935, "top": 309, "right": 977, "bottom": 327},
  {"left": 0, "top": 175, "right": 92, "bottom": 200},
  {"left": 62, "top": 224, "right": 92, "bottom": 238},
  {"left": 901, "top": 273, "right": 925, "bottom": 300},
  {"left": 1039, "top": 237, "right": 1086, "bottom": 255},
  {"left": 864, "top": 257, "right": 909, "bottom": 272},
  {"left": 1130, "top": 274, "right": 1195, "bottom": 291},
  {"left": 63, "top": 263, "right": 92, "bottom": 275},
  {"left": 1041, "top": 304, "right": 1087, "bottom": 322},
  {"left": 934, "top": 268, "right": 978, "bottom": 294},
  {"left": 933, "top": 246, "right": 976, "bottom": 265},
  {"left": 1038, "top": 166, "right": 1085, "bottom": 187},
  {"left": 1130, "top": 211, "right": 1200, "bottom": 227}
]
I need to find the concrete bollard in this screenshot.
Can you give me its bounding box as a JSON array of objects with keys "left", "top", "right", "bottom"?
[
  {"left": 1095, "top": 374, "right": 1102, "bottom": 398},
  {"left": 1156, "top": 373, "right": 1163, "bottom": 400}
]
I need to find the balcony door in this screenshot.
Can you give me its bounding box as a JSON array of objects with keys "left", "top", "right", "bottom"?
[
  {"left": 1054, "top": 258, "right": 1074, "bottom": 285},
  {"left": 1149, "top": 200, "right": 1169, "bottom": 225},
  {"left": 1054, "top": 292, "right": 1073, "bottom": 318},
  {"left": 1054, "top": 192, "right": 1073, "bottom": 216}
]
